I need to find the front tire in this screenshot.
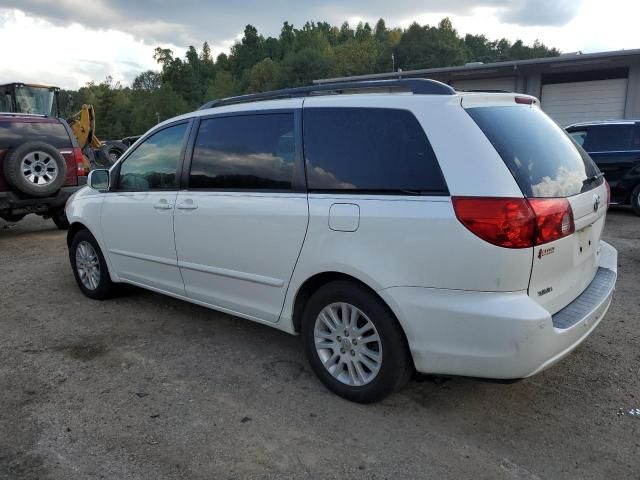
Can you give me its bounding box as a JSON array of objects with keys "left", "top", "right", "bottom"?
[
  {"left": 69, "top": 229, "right": 114, "bottom": 299},
  {"left": 302, "top": 281, "right": 412, "bottom": 403},
  {"left": 631, "top": 184, "right": 640, "bottom": 216}
]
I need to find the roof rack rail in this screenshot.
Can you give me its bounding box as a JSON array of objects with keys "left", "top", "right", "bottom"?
[{"left": 199, "top": 78, "right": 455, "bottom": 110}]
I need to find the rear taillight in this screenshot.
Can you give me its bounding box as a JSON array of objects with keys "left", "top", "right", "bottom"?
[
  {"left": 452, "top": 197, "right": 535, "bottom": 248},
  {"left": 605, "top": 180, "right": 611, "bottom": 209},
  {"left": 73, "top": 147, "right": 88, "bottom": 176},
  {"left": 452, "top": 197, "right": 575, "bottom": 249},
  {"left": 528, "top": 198, "right": 575, "bottom": 244}
]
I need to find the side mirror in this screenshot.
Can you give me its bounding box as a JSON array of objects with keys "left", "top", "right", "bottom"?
[{"left": 88, "top": 169, "right": 110, "bottom": 191}]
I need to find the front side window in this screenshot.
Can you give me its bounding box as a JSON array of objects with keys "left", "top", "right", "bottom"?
[
  {"left": 303, "top": 107, "right": 447, "bottom": 193},
  {"left": 118, "top": 123, "right": 188, "bottom": 191},
  {"left": 189, "top": 113, "right": 296, "bottom": 190}
]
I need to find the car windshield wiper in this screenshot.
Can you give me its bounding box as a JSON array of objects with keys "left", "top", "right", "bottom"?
[{"left": 582, "top": 173, "right": 603, "bottom": 187}]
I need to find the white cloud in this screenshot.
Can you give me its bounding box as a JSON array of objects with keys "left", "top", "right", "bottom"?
[
  {"left": 405, "top": 0, "right": 640, "bottom": 53},
  {"left": 0, "top": 9, "right": 184, "bottom": 88},
  {"left": 1, "top": 1, "right": 639, "bottom": 89}
]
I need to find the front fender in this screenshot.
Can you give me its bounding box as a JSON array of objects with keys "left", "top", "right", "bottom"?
[{"left": 65, "top": 189, "right": 120, "bottom": 283}]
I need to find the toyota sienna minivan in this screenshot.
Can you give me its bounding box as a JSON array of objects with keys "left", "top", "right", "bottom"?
[{"left": 65, "top": 79, "right": 617, "bottom": 403}]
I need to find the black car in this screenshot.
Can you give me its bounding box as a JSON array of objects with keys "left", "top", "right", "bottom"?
[{"left": 566, "top": 120, "right": 640, "bottom": 215}]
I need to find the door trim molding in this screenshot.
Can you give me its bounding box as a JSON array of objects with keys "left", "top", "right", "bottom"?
[
  {"left": 109, "top": 248, "right": 177, "bottom": 267},
  {"left": 177, "top": 260, "right": 284, "bottom": 287}
]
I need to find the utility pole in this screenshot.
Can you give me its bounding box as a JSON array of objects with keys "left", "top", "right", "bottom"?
[
  {"left": 156, "top": 112, "right": 160, "bottom": 124},
  {"left": 391, "top": 53, "right": 395, "bottom": 72}
]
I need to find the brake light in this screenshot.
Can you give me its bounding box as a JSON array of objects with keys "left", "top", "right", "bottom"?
[
  {"left": 452, "top": 197, "right": 575, "bottom": 249},
  {"left": 605, "top": 180, "right": 611, "bottom": 209},
  {"left": 452, "top": 197, "right": 534, "bottom": 248},
  {"left": 73, "top": 147, "right": 88, "bottom": 176},
  {"left": 515, "top": 96, "right": 534, "bottom": 105}
]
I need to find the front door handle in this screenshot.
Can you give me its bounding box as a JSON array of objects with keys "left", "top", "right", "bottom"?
[
  {"left": 153, "top": 200, "right": 173, "bottom": 210},
  {"left": 176, "top": 199, "right": 198, "bottom": 210}
]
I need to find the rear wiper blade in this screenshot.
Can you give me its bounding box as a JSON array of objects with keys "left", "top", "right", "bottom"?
[{"left": 583, "top": 173, "right": 603, "bottom": 186}]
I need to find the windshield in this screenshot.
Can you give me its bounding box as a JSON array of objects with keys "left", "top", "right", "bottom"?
[
  {"left": 0, "top": 86, "right": 13, "bottom": 112},
  {"left": 466, "top": 106, "right": 601, "bottom": 198},
  {"left": 14, "top": 86, "right": 57, "bottom": 116}
]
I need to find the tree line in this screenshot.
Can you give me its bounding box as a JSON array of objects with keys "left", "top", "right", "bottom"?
[{"left": 61, "top": 18, "right": 559, "bottom": 139}]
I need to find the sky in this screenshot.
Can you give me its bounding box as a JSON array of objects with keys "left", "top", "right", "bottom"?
[{"left": 0, "top": 0, "right": 638, "bottom": 89}]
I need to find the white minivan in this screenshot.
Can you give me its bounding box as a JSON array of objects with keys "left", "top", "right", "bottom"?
[{"left": 65, "top": 79, "right": 617, "bottom": 403}]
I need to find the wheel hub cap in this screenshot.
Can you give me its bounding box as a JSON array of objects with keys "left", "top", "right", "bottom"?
[
  {"left": 314, "top": 302, "right": 383, "bottom": 386},
  {"left": 75, "top": 241, "right": 100, "bottom": 290},
  {"left": 21, "top": 151, "right": 58, "bottom": 186}
]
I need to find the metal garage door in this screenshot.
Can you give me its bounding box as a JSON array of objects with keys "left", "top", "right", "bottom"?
[
  {"left": 541, "top": 78, "right": 628, "bottom": 127},
  {"left": 452, "top": 77, "right": 516, "bottom": 92}
]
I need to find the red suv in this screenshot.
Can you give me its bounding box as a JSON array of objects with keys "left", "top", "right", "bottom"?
[{"left": 0, "top": 84, "right": 86, "bottom": 228}]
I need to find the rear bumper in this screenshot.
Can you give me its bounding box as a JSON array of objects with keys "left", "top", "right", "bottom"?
[
  {"left": 0, "top": 181, "right": 85, "bottom": 214},
  {"left": 379, "top": 241, "right": 618, "bottom": 379}
]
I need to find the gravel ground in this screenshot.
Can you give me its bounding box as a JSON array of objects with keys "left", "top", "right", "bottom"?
[{"left": 1, "top": 208, "right": 639, "bottom": 480}]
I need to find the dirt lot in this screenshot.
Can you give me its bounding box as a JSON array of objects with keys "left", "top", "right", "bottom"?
[{"left": 1, "top": 209, "right": 639, "bottom": 480}]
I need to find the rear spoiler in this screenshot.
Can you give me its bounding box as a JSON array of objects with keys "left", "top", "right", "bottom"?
[{"left": 460, "top": 93, "right": 539, "bottom": 108}]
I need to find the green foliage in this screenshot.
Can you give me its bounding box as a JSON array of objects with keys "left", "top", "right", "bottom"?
[
  {"left": 63, "top": 17, "right": 559, "bottom": 138},
  {"left": 279, "top": 48, "right": 334, "bottom": 87},
  {"left": 207, "top": 71, "right": 238, "bottom": 100},
  {"left": 332, "top": 38, "right": 378, "bottom": 77},
  {"left": 244, "top": 58, "right": 279, "bottom": 92}
]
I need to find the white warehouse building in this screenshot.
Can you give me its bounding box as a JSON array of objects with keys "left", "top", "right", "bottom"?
[{"left": 315, "top": 48, "right": 640, "bottom": 127}]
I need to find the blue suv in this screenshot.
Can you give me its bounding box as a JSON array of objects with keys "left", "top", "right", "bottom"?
[{"left": 566, "top": 120, "right": 640, "bottom": 215}]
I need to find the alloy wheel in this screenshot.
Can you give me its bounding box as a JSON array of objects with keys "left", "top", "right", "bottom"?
[
  {"left": 21, "top": 151, "right": 58, "bottom": 186},
  {"left": 314, "top": 302, "right": 383, "bottom": 386},
  {"left": 75, "top": 241, "right": 101, "bottom": 290}
]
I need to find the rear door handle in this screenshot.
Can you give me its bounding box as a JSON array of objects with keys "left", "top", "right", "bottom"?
[
  {"left": 153, "top": 200, "right": 173, "bottom": 210},
  {"left": 176, "top": 200, "right": 198, "bottom": 210}
]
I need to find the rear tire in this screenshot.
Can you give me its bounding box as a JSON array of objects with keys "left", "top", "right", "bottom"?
[
  {"left": 51, "top": 208, "right": 70, "bottom": 230},
  {"left": 631, "top": 184, "right": 640, "bottom": 216},
  {"left": 301, "top": 280, "right": 412, "bottom": 403},
  {"left": 69, "top": 229, "right": 114, "bottom": 300},
  {"left": 3, "top": 141, "right": 67, "bottom": 197},
  {"left": 104, "top": 141, "right": 127, "bottom": 163}
]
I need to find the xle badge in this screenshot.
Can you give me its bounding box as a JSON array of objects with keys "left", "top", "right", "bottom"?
[{"left": 538, "top": 246, "right": 555, "bottom": 259}]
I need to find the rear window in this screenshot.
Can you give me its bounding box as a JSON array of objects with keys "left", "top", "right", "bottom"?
[
  {"left": 0, "top": 121, "right": 71, "bottom": 149},
  {"left": 466, "top": 106, "right": 601, "bottom": 198},
  {"left": 303, "top": 107, "right": 447, "bottom": 194}
]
